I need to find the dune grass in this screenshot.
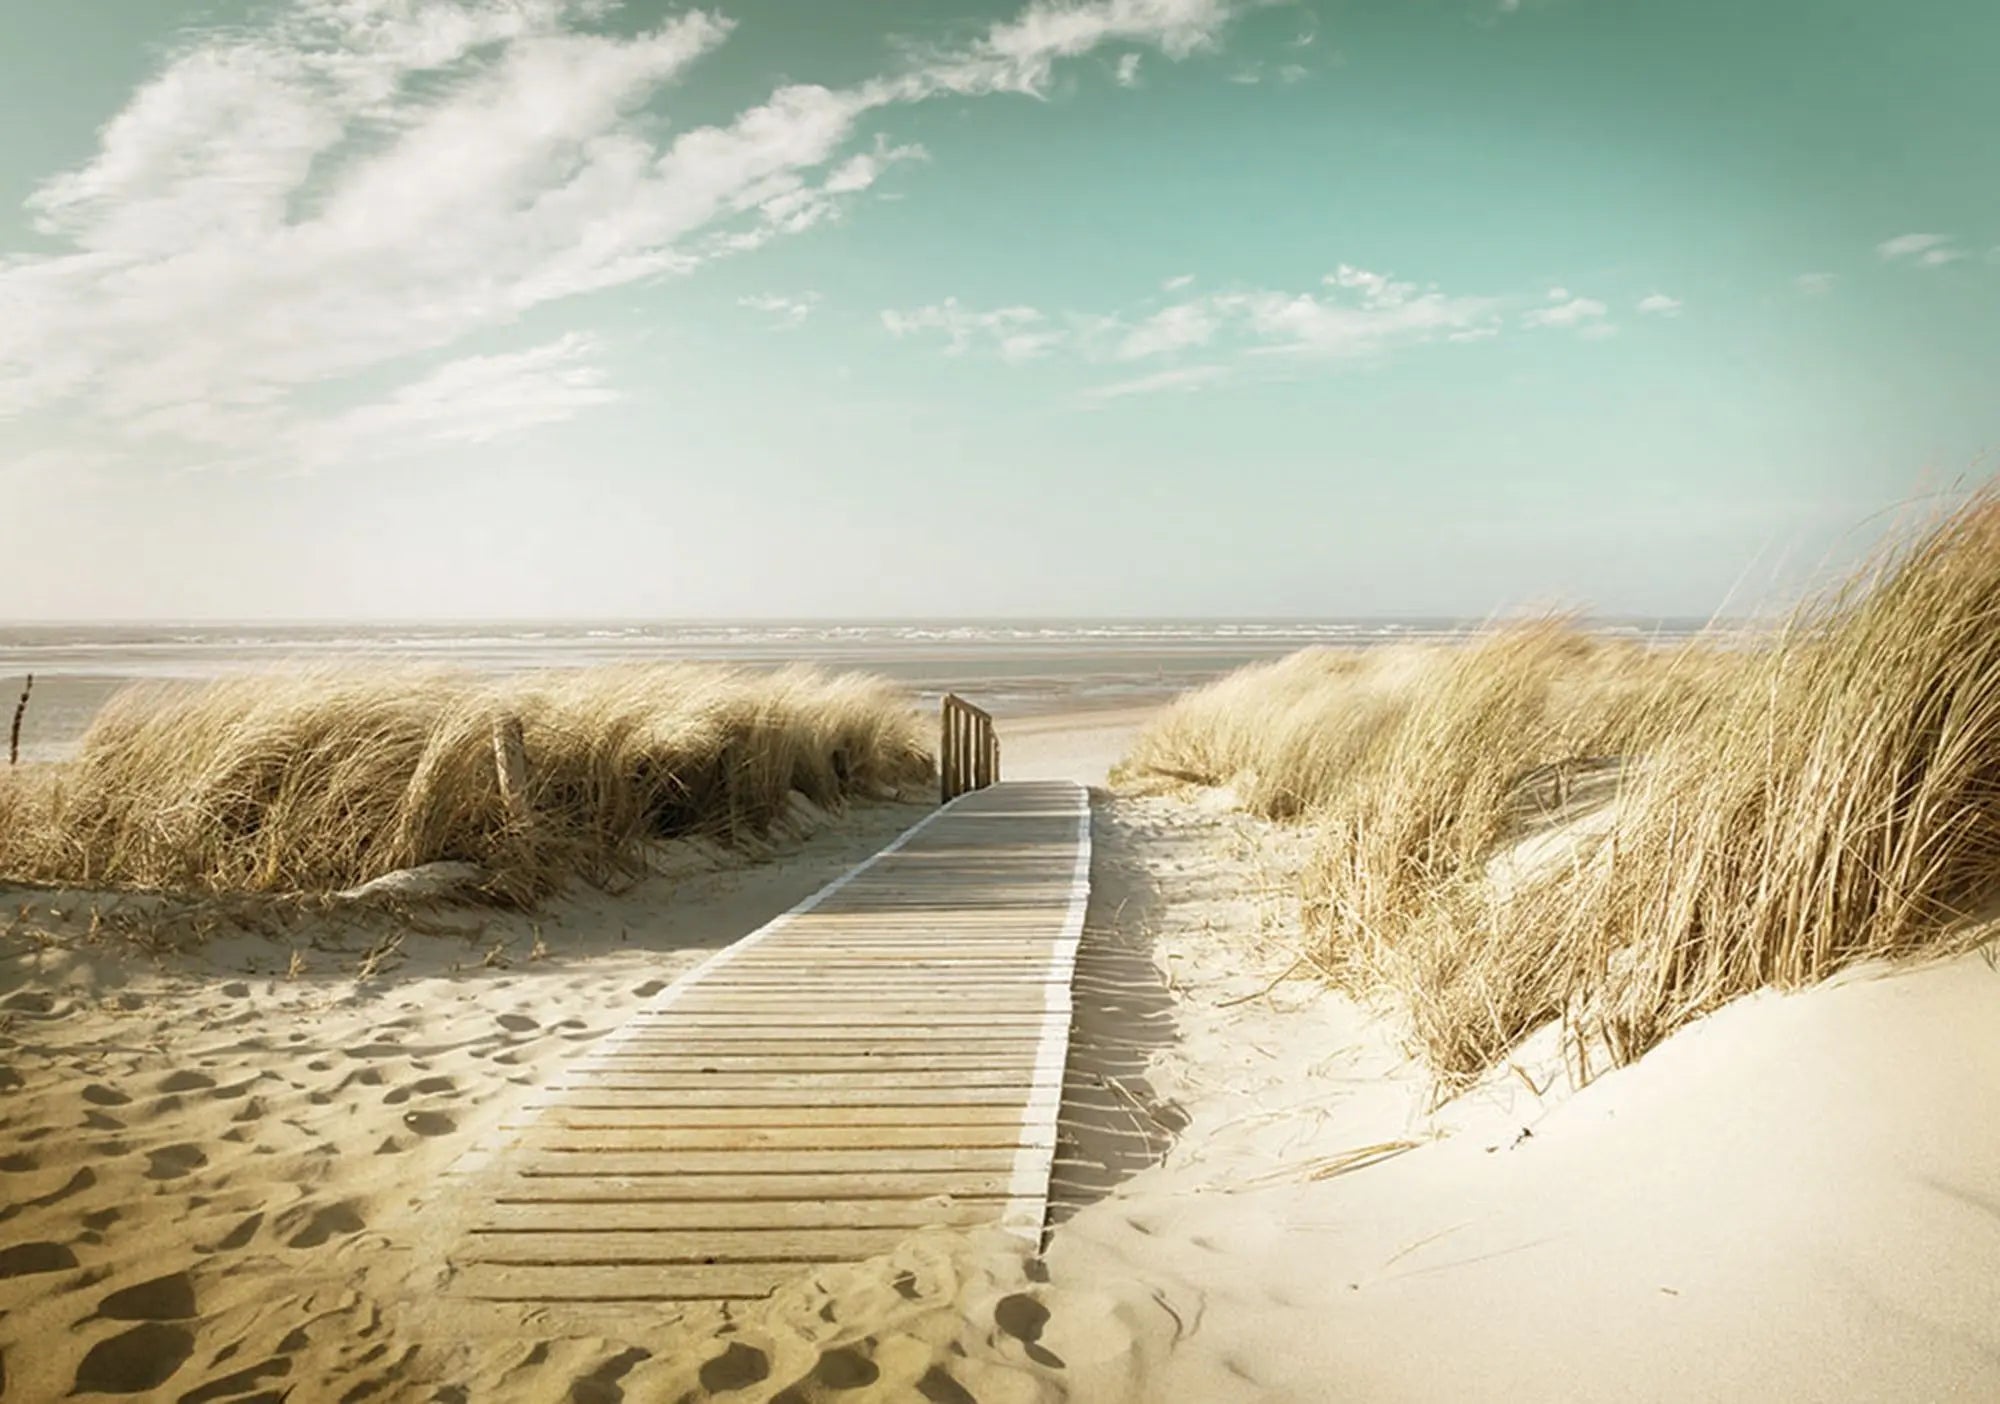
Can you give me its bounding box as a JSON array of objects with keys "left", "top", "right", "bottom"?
[
  {"left": 0, "top": 663, "right": 932, "bottom": 903},
  {"left": 1122, "top": 495, "right": 2000, "bottom": 1081}
]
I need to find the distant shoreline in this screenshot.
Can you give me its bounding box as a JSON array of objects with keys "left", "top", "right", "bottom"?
[{"left": 1, "top": 617, "right": 1715, "bottom": 764}]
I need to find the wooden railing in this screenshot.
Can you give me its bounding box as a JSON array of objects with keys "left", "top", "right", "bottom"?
[{"left": 939, "top": 693, "right": 999, "bottom": 803}]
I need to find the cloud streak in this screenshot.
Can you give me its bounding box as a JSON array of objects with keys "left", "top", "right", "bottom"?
[
  {"left": 0, "top": 0, "right": 1248, "bottom": 470},
  {"left": 883, "top": 263, "right": 1510, "bottom": 395},
  {"left": 1877, "top": 232, "right": 1963, "bottom": 266}
]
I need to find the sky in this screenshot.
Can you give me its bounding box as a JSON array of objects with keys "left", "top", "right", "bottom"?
[{"left": 0, "top": 0, "right": 1994, "bottom": 622}]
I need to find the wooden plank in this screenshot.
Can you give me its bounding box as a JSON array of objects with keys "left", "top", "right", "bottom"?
[
  {"left": 452, "top": 779, "right": 1089, "bottom": 1313},
  {"left": 560, "top": 1080, "right": 1056, "bottom": 1104},
  {"left": 500, "top": 1167, "right": 1015, "bottom": 1196},
  {"left": 584, "top": 1054, "right": 1043, "bottom": 1072},
  {"left": 462, "top": 1227, "right": 915, "bottom": 1264},
  {"left": 513, "top": 1148, "right": 1017, "bottom": 1177},
  {"left": 543, "top": 1087, "right": 1041, "bottom": 1107},
  {"left": 514, "top": 1125, "right": 1045, "bottom": 1152},
  {"left": 594, "top": 1036, "right": 1048, "bottom": 1055},
  {"left": 522, "top": 1104, "right": 1031, "bottom": 1129},
  {"left": 477, "top": 1198, "right": 1004, "bottom": 1232},
  {"left": 662, "top": 1004, "right": 1057, "bottom": 1019},
  {"left": 627, "top": 1013, "right": 1053, "bottom": 1027},
  {"left": 455, "top": 1262, "right": 799, "bottom": 1302}
]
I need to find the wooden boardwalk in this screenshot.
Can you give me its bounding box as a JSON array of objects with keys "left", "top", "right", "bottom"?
[{"left": 449, "top": 779, "right": 1090, "bottom": 1306}]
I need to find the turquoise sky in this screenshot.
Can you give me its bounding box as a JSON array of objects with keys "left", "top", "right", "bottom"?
[{"left": 0, "top": 0, "right": 1994, "bottom": 620}]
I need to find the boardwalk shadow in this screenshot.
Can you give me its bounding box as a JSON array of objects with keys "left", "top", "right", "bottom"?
[{"left": 1047, "top": 796, "right": 1186, "bottom": 1232}]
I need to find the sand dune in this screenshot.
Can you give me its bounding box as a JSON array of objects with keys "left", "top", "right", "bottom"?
[{"left": 3, "top": 760, "right": 1995, "bottom": 1399}]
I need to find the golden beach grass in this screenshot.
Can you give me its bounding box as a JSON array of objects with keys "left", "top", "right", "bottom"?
[
  {"left": 1123, "top": 494, "right": 2000, "bottom": 1080},
  {"left": 0, "top": 663, "right": 931, "bottom": 902}
]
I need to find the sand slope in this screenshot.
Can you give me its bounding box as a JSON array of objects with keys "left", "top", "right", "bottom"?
[
  {"left": 1039, "top": 794, "right": 2000, "bottom": 1402},
  {"left": 2, "top": 782, "right": 1994, "bottom": 1400}
]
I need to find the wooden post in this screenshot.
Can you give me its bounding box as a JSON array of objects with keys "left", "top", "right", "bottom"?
[
  {"left": 960, "top": 709, "right": 973, "bottom": 795},
  {"left": 9, "top": 675, "right": 31, "bottom": 767},
  {"left": 939, "top": 693, "right": 998, "bottom": 802},
  {"left": 491, "top": 714, "right": 529, "bottom": 828},
  {"left": 939, "top": 697, "right": 954, "bottom": 804}
]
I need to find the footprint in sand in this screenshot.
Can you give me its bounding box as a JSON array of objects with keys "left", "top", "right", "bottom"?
[
  {"left": 73, "top": 1322, "right": 195, "bottom": 1394},
  {"left": 145, "top": 1144, "right": 209, "bottom": 1180},
  {"left": 497, "top": 1013, "right": 538, "bottom": 1033},
  {"left": 915, "top": 1366, "right": 980, "bottom": 1404},
  {"left": 0, "top": 1240, "right": 78, "bottom": 1276},
  {"left": 0, "top": 1150, "right": 37, "bottom": 1172},
  {"left": 281, "top": 1201, "right": 366, "bottom": 1249},
  {"left": 995, "top": 1294, "right": 1065, "bottom": 1369},
  {"left": 699, "top": 1343, "right": 771, "bottom": 1393},
  {"left": 204, "top": 1212, "right": 262, "bottom": 1252},
  {"left": 568, "top": 1346, "right": 651, "bottom": 1404},
  {"left": 383, "top": 1075, "right": 455, "bottom": 1105},
  {"left": 401, "top": 1110, "right": 456, "bottom": 1137},
  {"left": 159, "top": 1070, "right": 216, "bottom": 1093},
  {"left": 22, "top": 1166, "right": 95, "bottom": 1210},
  {"left": 82, "top": 1083, "right": 132, "bottom": 1107},
  {"left": 806, "top": 1347, "right": 881, "bottom": 1390},
  {"left": 631, "top": 980, "right": 666, "bottom": 998},
  {"left": 95, "top": 1270, "right": 197, "bottom": 1321}
]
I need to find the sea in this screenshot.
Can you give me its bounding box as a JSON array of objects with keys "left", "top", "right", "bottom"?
[{"left": 0, "top": 618, "right": 1709, "bottom": 764}]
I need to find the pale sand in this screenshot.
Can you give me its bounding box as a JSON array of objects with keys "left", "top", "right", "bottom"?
[
  {"left": 995, "top": 706, "right": 1158, "bottom": 788},
  {"left": 2, "top": 717, "right": 1996, "bottom": 1400}
]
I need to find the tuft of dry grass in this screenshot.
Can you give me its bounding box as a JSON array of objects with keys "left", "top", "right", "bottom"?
[
  {"left": 1547, "top": 494, "right": 2000, "bottom": 1066},
  {"left": 1122, "top": 493, "right": 2000, "bottom": 1084},
  {"left": 0, "top": 663, "right": 931, "bottom": 903}
]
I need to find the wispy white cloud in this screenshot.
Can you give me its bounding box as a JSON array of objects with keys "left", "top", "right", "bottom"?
[
  {"left": 1220, "top": 266, "right": 1500, "bottom": 355},
  {"left": 1523, "top": 289, "right": 1610, "bottom": 330},
  {"left": 304, "top": 333, "right": 616, "bottom": 466},
  {"left": 1877, "top": 232, "right": 1963, "bottom": 266},
  {"left": 1795, "top": 272, "right": 1835, "bottom": 295},
  {"left": 0, "top": 0, "right": 1250, "bottom": 470},
  {"left": 1162, "top": 273, "right": 1196, "bottom": 291},
  {"left": 1636, "top": 292, "right": 1682, "bottom": 316},
  {"left": 1115, "top": 301, "right": 1221, "bottom": 358},
  {"left": 1114, "top": 52, "right": 1143, "bottom": 86},
  {"left": 1082, "top": 363, "right": 1229, "bottom": 400},
  {"left": 880, "top": 300, "right": 1061, "bottom": 361},
  {"left": 739, "top": 292, "right": 823, "bottom": 326},
  {"left": 1226, "top": 59, "right": 1308, "bottom": 84},
  {"left": 884, "top": 262, "right": 1505, "bottom": 370}
]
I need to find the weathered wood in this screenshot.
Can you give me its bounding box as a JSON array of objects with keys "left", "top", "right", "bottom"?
[
  {"left": 556, "top": 1080, "right": 1056, "bottom": 1104},
  {"left": 477, "top": 1198, "right": 1006, "bottom": 1232},
  {"left": 519, "top": 1103, "right": 1032, "bottom": 1129},
  {"left": 491, "top": 714, "right": 529, "bottom": 827},
  {"left": 545, "top": 1087, "right": 1044, "bottom": 1108},
  {"left": 451, "top": 780, "right": 1088, "bottom": 1309},
  {"left": 455, "top": 1262, "right": 806, "bottom": 1302},
  {"left": 938, "top": 693, "right": 1000, "bottom": 802},
  {"left": 939, "top": 696, "right": 954, "bottom": 804},
  {"left": 515, "top": 1124, "right": 1046, "bottom": 1152},
  {"left": 465, "top": 1227, "right": 919, "bottom": 1263},
  {"left": 7, "top": 674, "right": 29, "bottom": 767}
]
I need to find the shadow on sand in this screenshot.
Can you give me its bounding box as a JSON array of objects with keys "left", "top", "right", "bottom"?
[{"left": 1046, "top": 795, "right": 1187, "bottom": 1233}]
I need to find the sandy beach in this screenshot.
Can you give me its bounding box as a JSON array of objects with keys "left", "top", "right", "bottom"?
[
  {"left": 5, "top": 0, "right": 1991, "bottom": 1394},
  {"left": 4, "top": 691, "right": 1995, "bottom": 1400}
]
